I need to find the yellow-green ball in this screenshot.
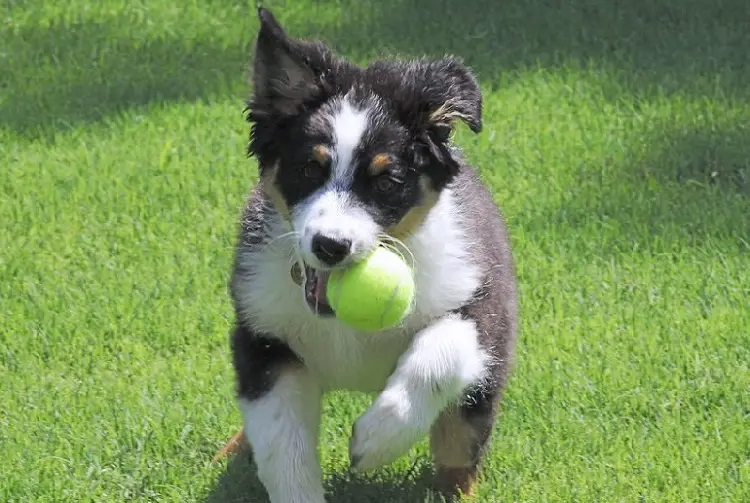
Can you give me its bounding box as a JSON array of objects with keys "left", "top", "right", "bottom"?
[{"left": 326, "top": 247, "right": 415, "bottom": 332}]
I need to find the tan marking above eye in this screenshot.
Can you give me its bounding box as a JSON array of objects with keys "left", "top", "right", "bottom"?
[
  {"left": 369, "top": 153, "right": 392, "bottom": 175},
  {"left": 312, "top": 145, "right": 330, "bottom": 165}
]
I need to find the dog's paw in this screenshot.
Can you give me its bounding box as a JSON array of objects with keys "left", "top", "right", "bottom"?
[{"left": 349, "top": 389, "right": 430, "bottom": 472}]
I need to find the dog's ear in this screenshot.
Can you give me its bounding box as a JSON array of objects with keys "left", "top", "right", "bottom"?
[
  {"left": 389, "top": 57, "right": 481, "bottom": 188},
  {"left": 411, "top": 57, "right": 482, "bottom": 139},
  {"left": 252, "top": 8, "right": 323, "bottom": 117}
]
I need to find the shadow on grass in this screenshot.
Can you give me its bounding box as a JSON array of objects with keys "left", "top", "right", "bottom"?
[
  {"left": 320, "top": 0, "right": 750, "bottom": 95},
  {"left": 1, "top": 7, "right": 334, "bottom": 138},
  {"left": 525, "top": 122, "right": 750, "bottom": 256},
  {"left": 206, "top": 451, "right": 444, "bottom": 503},
  {"left": 637, "top": 126, "right": 750, "bottom": 193},
  {"left": 4, "top": 0, "right": 749, "bottom": 137},
  {"left": 1, "top": 20, "right": 250, "bottom": 137}
]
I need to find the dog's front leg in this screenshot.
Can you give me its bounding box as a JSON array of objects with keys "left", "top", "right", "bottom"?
[
  {"left": 240, "top": 369, "right": 326, "bottom": 503},
  {"left": 349, "top": 315, "right": 489, "bottom": 471}
]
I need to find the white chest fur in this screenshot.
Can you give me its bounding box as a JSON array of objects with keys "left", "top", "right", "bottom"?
[{"left": 233, "top": 189, "right": 482, "bottom": 392}]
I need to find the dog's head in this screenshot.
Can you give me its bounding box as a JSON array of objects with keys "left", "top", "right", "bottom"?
[{"left": 247, "top": 8, "right": 482, "bottom": 316}]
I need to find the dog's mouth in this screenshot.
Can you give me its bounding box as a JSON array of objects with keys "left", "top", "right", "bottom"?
[{"left": 291, "top": 263, "right": 335, "bottom": 316}]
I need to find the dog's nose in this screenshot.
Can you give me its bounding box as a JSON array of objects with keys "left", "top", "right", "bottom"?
[{"left": 311, "top": 234, "right": 352, "bottom": 266}]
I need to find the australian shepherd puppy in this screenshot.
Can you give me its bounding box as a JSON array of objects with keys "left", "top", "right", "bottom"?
[{"left": 219, "top": 8, "right": 518, "bottom": 502}]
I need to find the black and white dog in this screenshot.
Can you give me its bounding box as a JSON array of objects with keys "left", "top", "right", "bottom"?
[{"left": 221, "top": 8, "right": 518, "bottom": 502}]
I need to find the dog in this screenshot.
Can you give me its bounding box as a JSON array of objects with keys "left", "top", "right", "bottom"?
[{"left": 217, "top": 8, "right": 518, "bottom": 502}]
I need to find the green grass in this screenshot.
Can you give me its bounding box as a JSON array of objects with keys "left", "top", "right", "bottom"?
[{"left": 2, "top": 0, "right": 749, "bottom": 501}]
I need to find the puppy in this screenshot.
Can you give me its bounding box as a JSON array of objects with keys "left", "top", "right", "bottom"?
[{"left": 220, "top": 8, "right": 518, "bottom": 503}]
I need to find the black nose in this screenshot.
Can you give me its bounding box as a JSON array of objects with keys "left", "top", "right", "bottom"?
[{"left": 311, "top": 234, "right": 352, "bottom": 266}]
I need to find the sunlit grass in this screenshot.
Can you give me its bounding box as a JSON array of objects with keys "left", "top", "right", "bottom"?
[{"left": 2, "top": 1, "right": 748, "bottom": 501}]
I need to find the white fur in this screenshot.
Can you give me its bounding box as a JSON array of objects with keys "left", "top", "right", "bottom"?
[
  {"left": 293, "top": 189, "right": 379, "bottom": 269},
  {"left": 234, "top": 187, "right": 482, "bottom": 391},
  {"left": 234, "top": 185, "right": 484, "bottom": 503},
  {"left": 291, "top": 96, "right": 378, "bottom": 268},
  {"left": 330, "top": 97, "right": 369, "bottom": 183},
  {"left": 402, "top": 186, "right": 484, "bottom": 325},
  {"left": 239, "top": 371, "right": 325, "bottom": 503},
  {"left": 349, "top": 316, "right": 488, "bottom": 471}
]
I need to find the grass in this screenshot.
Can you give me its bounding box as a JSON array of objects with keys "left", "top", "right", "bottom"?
[{"left": 2, "top": 0, "right": 749, "bottom": 501}]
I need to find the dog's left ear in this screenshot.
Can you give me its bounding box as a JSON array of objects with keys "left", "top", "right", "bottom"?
[{"left": 414, "top": 57, "right": 482, "bottom": 140}]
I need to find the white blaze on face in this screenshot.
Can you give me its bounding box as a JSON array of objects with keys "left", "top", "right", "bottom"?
[
  {"left": 293, "top": 96, "right": 379, "bottom": 269},
  {"left": 330, "top": 98, "right": 370, "bottom": 184}
]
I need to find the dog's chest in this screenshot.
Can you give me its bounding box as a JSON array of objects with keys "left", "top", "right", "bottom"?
[
  {"left": 287, "top": 325, "right": 413, "bottom": 392},
  {"left": 233, "top": 190, "right": 483, "bottom": 391},
  {"left": 234, "top": 245, "right": 413, "bottom": 391}
]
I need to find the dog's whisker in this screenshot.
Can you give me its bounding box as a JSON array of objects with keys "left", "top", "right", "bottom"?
[
  {"left": 266, "top": 230, "right": 299, "bottom": 247},
  {"left": 379, "top": 241, "right": 413, "bottom": 268},
  {"left": 265, "top": 231, "right": 300, "bottom": 255},
  {"left": 378, "top": 234, "right": 417, "bottom": 271}
]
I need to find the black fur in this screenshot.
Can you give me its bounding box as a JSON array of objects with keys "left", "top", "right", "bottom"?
[
  {"left": 248, "top": 7, "right": 482, "bottom": 200},
  {"left": 231, "top": 324, "right": 301, "bottom": 400}
]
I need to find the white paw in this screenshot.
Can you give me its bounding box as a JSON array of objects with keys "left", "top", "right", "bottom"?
[{"left": 349, "top": 389, "right": 431, "bottom": 472}]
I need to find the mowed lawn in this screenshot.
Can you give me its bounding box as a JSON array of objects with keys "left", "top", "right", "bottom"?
[{"left": 2, "top": 0, "right": 749, "bottom": 501}]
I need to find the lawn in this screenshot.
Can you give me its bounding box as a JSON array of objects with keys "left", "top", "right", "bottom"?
[{"left": 2, "top": 0, "right": 749, "bottom": 501}]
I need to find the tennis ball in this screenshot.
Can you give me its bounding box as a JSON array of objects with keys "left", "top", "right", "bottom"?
[{"left": 326, "top": 247, "right": 415, "bottom": 332}]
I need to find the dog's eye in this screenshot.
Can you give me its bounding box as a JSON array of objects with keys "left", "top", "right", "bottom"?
[
  {"left": 304, "top": 160, "right": 326, "bottom": 180},
  {"left": 374, "top": 176, "right": 400, "bottom": 194}
]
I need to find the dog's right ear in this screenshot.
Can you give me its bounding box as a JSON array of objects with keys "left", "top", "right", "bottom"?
[{"left": 252, "top": 8, "right": 322, "bottom": 117}]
